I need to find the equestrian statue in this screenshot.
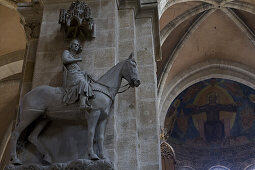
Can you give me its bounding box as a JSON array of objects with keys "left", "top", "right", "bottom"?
[{"left": 8, "top": 39, "right": 141, "bottom": 165}]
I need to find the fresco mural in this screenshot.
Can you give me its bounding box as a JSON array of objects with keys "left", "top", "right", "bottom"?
[{"left": 165, "top": 78, "right": 255, "bottom": 147}]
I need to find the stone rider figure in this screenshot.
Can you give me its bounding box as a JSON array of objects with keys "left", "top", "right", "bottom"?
[{"left": 62, "top": 39, "right": 94, "bottom": 110}]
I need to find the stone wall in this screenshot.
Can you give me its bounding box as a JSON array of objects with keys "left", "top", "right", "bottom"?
[
  {"left": 26, "top": 0, "right": 161, "bottom": 169},
  {"left": 174, "top": 143, "right": 255, "bottom": 170},
  {"left": 31, "top": 0, "right": 118, "bottom": 164}
]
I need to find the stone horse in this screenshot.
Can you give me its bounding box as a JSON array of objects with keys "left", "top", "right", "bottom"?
[{"left": 9, "top": 54, "right": 140, "bottom": 165}]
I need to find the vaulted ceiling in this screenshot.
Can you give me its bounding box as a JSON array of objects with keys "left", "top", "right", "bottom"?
[
  {"left": 0, "top": 0, "right": 31, "bottom": 10},
  {"left": 157, "top": 0, "right": 255, "bottom": 94},
  {"left": 0, "top": 4, "right": 26, "bottom": 80}
]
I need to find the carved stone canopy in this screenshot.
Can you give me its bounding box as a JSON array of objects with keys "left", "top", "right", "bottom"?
[
  {"left": 161, "top": 141, "right": 176, "bottom": 161},
  {"left": 59, "top": 0, "right": 96, "bottom": 41}
]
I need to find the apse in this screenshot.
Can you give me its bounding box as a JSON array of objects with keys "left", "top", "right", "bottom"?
[{"left": 164, "top": 78, "right": 255, "bottom": 170}]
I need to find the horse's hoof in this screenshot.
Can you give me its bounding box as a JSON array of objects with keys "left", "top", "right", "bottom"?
[
  {"left": 10, "top": 157, "right": 22, "bottom": 165},
  {"left": 42, "top": 154, "right": 52, "bottom": 164},
  {"left": 88, "top": 153, "right": 100, "bottom": 160}
]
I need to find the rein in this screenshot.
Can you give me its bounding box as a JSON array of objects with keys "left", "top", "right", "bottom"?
[
  {"left": 117, "top": 85, "right": 131, "bottom": 94},
  {"left": 89, "top": 77, "right": 131, "bottom": 94}
]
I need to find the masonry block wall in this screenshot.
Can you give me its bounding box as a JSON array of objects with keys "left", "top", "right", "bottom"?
[{"left": 27, "top": 0, "right": 161, "bottom": 169}]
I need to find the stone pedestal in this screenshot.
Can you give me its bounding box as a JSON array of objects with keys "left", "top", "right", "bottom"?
[{"left": 5, "top": 159, "right": 113, "bottom": 170}]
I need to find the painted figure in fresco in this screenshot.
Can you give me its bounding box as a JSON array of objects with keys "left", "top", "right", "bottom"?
[
  {"left": 189, "top": 93, "right": 237, "bottom": 142},
  {"left": 62, "top": 39, "right": 94, "bottom": 110}
]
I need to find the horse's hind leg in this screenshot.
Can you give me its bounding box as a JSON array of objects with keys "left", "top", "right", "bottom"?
[
  {"left": 86, "top": 110, "right": 100, "bottom": 160},
  {"left": 28, "top": 119, "right": 52, "bottom": 164},
  {"left": 97, "top": 118, "right": 107, "bottom": 159},
  {"left": 9, "top": 110, "right": 43, "bottom": 165}
]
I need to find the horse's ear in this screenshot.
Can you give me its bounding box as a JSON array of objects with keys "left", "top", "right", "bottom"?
[{"left": 128, "top": 52, "right": 134, "bottom": 59}]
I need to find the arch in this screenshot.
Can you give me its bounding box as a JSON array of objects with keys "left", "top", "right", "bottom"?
[
  {"left": 158, "top": 59, "right": 255, "bottom": 127},
  {"left": 177, "top": 166, "right": 196, "bottom": 170},
  {"left": 244, "top": 164, "right": 255, "bottom": 170},
  {"left": 160, "top": 3, "right": 214, "bottom": 45},
  {"left": 0, "top": 60, "right": 23, "bottom": 80},
  {"left": 209, "top": 165, "right": 230, "bottom": 170}
]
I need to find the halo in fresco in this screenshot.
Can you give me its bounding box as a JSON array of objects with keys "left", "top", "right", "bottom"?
[{"left": 164, "top": 78, "right": 255, "bottom": 148}]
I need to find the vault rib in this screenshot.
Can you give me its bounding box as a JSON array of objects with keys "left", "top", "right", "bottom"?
[
  {"left": 160, "top": 0, "right": 218, "bottom": 17},
  {"left": 220, "top": 0, "right": 236, "bottom": 6},
  {"left": 224, "top": 1, "right": 255, "bottom": 15},
  {"left": 222, "top": 7, "right": 255, "bottom": 46},
  {"left": 158, "top": 9, "right": 216, "bottom": 99},
  {"left": 160, "top": 3, "right": 213, "bottom": 45}
]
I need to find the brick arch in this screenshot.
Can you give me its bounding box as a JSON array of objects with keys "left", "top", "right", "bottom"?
[{"left": 158, "top": 59, "right": 255, "bottom": 128}]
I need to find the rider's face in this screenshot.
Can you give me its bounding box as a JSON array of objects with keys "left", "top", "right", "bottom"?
[{"left": 71, "top": 42, "right": 80, "bottom": 52}]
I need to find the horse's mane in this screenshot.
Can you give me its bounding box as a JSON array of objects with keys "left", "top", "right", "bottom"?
[{"left": 96, "top": 60, "right": 126, "bottom": 85}]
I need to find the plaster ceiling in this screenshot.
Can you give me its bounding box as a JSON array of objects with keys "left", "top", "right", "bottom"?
[
  {"left": 158, "top": 0, "right": 255, "bottom": 99},
  {"left": 0, "top": 5, "right": 26, "bottom": 56}
]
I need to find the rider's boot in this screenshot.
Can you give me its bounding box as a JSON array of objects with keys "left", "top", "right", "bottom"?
[{"left": 80, "top": 96, "right": 92, "bottom": 111}]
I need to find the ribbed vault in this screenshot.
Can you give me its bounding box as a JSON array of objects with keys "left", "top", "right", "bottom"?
[{"left": 158, "top": 0, "right": 255, "bottom": 110}]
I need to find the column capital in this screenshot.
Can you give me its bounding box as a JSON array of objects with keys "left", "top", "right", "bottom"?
[{"left": 17, "top": 0, "right": 43, "bottom": 40}]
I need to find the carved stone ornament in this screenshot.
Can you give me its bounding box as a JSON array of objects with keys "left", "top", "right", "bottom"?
[
  {"left": 22, "top": 21, "right": 41, "bottom": 40},
  {"left": 160, "top": 142, "right": 176, "bottom": 160},
  {"left": 59, "top": 0, "right": 96, "bottom": 40}
]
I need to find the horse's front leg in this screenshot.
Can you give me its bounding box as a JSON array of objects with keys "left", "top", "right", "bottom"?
[
  {"left": 28, "top": 119, "right": 51, "bottom": 164},
  {"left": 86, "top": 109, "right": 100, "bottom": 160},
  {"left": 97, "top": 118, "right": 107, "bottom": 159}
]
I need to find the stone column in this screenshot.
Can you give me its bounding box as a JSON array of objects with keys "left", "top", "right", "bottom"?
[
  {"left": 135, "top": 16, "right": 161, "bottom": 170},
  {"left": 116, "top": 8, "right": 140, "bottom": 170},
  {"left": 115, "top": 1, "right": 161, "bottom": 169},
  {"left": 17, "top": 0, "right": 43, "bottom": 97}
]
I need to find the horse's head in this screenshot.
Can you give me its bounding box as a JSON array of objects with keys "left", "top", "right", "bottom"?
[{"left": 121, "top": 53, "right": 141, "bottom": 87}]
